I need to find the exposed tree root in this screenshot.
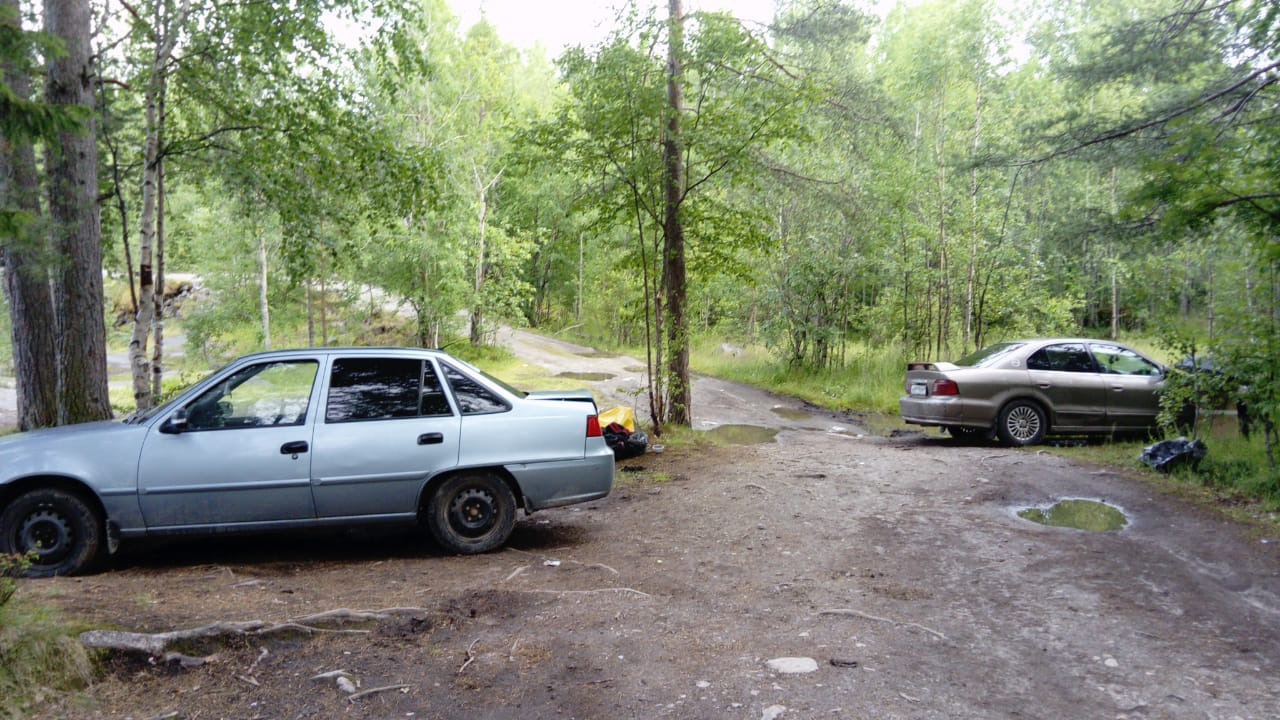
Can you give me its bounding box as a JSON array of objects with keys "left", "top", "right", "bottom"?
[{"left": 79, "top": 607, "right": 429, "bottom": 655}]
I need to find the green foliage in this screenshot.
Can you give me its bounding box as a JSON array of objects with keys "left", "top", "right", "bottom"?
[
  {"left": 0, "top": 552, "right": 31, "bottom": 607},
  {"left": 0, "top": 590, "right": 93, "bottom": 719}
]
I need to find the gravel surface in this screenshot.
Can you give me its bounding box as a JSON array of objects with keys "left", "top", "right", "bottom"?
[{"left": 15, "top": 332, "right": 1280, "bottom": 719}]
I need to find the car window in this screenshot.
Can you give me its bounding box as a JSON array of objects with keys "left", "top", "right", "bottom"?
[
  {"left": 442, "top": 363, "right": 510, "bottom": 414},
  {"left": 185, "top": 360, "right": 318, "bottom": 430},
  {"left": 420, "top": 362, "right": 452, "bottom": 416},
  {"left": 955, "top": 342, "right": 1026, "bottom": 368},
  {"left": 1027, "top": 344, "right": 1095, "bottom": 372},
  {"left": 327, "top": 357, "right": 428, "bottom": 422},
  {"left": 1090, "top": 344, "right": 1161, "bottom": 376}
]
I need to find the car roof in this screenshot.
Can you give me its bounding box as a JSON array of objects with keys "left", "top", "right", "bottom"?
[{"left": 231, "top": 346, "right": 453, "bottom": 362}]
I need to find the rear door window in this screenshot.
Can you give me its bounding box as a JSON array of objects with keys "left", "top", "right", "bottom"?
[
  {"left": 1027, "top": 344, "right": 1096, "bottom": 372},
  {"left": 327, "top": 357, "right": 427, "bottom": 422}
]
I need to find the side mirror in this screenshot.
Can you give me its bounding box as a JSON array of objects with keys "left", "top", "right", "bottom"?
[{"left": 160, "top": 408, "right": 189, "bottom": 434}]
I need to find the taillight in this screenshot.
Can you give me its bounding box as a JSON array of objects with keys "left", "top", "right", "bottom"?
[
  {"left": 932, "top": 379, "right": 959, "bottom": 395},
  {"left": 586, "top": 415, "right": 602, "bottom": 437}
]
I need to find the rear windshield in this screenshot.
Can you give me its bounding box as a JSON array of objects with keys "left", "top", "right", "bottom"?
[{"left": 955, "top": 342, "right": 1025, "bottom": 368}]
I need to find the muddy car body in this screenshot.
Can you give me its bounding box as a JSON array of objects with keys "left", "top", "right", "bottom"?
[
  {"left": 899, "top": 338, "right": 1166, "bottom": 445},
  {"left": 0, "top": 348, "right": 614, "bottom": 576}
]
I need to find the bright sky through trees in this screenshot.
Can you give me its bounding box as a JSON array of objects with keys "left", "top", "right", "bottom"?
[{"left": 448, "top": 0, "right": 779, "bottom": 51}]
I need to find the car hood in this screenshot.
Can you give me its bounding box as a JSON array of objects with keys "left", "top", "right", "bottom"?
[{"left": 0, "top": 420, "right": 150, "bottom": 480}]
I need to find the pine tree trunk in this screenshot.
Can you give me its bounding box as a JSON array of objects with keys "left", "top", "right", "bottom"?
[
  {"left": 0, "top": 0, "right": 58, "bottom": 430},
  {"left": 662, "top": 0, "right": 691, "bottom": 426},
  {"left": 44, "top": 0, "right": 112, "bottom": 424}
]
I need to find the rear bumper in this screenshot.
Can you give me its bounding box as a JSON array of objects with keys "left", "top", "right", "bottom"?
[
  {"left": 506, "top": 447, "right": 615, "bottom": 512},
  {"left": 899, "top": 395, "right": 993, "bottom": 429}
]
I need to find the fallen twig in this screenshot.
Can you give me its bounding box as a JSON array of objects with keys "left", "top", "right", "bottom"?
[
  {"left": 458, "top": 637, "right": 481, "bottom": 674},
  {"left": 503, "top": 565, "right": 530, "bottom": 582},
  {"left": 309, "top": 669, "right": 352, "bottom": 681},
  {"left": 568, "top": 561, "right": 619, "bottom": 575},
  {"left": 246, "top": 646, "right": 268, "bottom": 672},
  {"left": 818, "top": 608, "right": 947, "bottom": 641},
  {"left": 347, "top": 684, "right": 411, "bottom": 702},
  {"left": 521, "top": 587, "right": 651, "bottom": 598},
  {"left": 160, "top": 651, "right": 216, "bottom": 668}
]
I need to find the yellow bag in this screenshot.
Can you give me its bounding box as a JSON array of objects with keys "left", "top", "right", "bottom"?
[{"left": 598, "top": 406, "right": 636, "bottom": 433}]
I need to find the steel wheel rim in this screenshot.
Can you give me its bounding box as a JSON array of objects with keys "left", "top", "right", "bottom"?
[
  {"left": 1006, "top": 405, "right": 1042, "bottom": 442},
  {"left": 448, "top": 488, "right": 497, "bottom": 538},
  {"left": 18, "top": 509, "right": 73, "bottom": 564}
]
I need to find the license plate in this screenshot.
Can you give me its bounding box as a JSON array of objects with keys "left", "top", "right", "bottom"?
[{"left": 909, "top": 383, "right": 928, "bottom": 397}]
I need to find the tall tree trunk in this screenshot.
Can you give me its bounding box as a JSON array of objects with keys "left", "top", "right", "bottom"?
[
  {"left": 129, "top": 0, "right": 187, "bottom": 409},
  {"left": 1109, "top": 166, "right": 1119, "bottom": 339},
  {"left": 151, "top": 154, "right": 165, "bottom": 401},
  {"left": 470, "top": 186, "right": 486, "bottom": 346},
  {"left": 964, "top": 76, "right": 982, "bottom": 352},
  {"left": 258, "top": 220, "right": 270, "bottom": 348},
  {"left": 44, "top": 0, "right": 111, "bottom": 424},
  {"left": 468, "top": 168, "right": 502, "bottom": 347},
  {"left": 662, "top": 0, "right": 691, "bottom": 426},
  {"left": 0, "top": 0, "right": 58, "bottom": 430}
]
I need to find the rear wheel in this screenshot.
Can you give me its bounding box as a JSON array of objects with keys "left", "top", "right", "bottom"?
[
  {"left": 0, "top": 488, "right": 103, "bottom": 577},
  {"left": 425, "top": 472, "right": 516, "bottom": 554},
  {"left": 997, "top": 400, "right": 1047, "bottom": 446}
]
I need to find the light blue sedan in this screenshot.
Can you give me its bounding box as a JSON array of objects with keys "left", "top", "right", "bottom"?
[{"left": 0, "top": 348, "right": 615, "bottom": 576}]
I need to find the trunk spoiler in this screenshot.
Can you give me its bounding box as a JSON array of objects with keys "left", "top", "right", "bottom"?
[{"left": 906, "top": 361, "right": 960, "bottom": 371}]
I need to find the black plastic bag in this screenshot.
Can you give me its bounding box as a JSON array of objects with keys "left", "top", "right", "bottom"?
[
  {"left": 603, "top": 423, "right": 648, "bottom": 460},
  {"left": 1139, "top": 437, "right": 1207, "bottom": 472}
]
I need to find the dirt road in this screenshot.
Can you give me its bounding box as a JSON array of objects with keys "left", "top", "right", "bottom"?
[{"left": 23, "top": 333, "right": 1280, "bottom": 719}]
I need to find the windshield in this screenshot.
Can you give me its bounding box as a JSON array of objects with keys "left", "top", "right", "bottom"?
[{"left": 955, "top": 342, "right": 1026, "bottom": 368}]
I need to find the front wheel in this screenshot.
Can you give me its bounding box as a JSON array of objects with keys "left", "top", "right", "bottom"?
[
  {"left": 424, "top": 472, "right": 517, "bottom": 554},
  {"left": 997, "top": 400, "right": 1048, "bottom": 446},
  {"left": 0, "top": 488, "right": 103, "bottom": 577}
]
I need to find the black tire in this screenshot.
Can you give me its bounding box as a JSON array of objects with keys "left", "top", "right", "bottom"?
[
  {"left": 0, "top": 488, "right": 103, "bottom": 577},
  {"left": 424, "top": 472, "right": 517, "bottom": 554},
  {"left": 997, "top": 400, "right": 1048, "bottom": 446}
]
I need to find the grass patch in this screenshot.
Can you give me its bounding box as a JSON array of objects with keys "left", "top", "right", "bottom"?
[
  {"left": 1043, "top": 424, "right": 1280, "bottom": 536},
  {"left": 688, "top": 337, "right": 904, "bottom": 414},
  {"left": 0, "top": 588, "right": 94, "bottom": 719}
]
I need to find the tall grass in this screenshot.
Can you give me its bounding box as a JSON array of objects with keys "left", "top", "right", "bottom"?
[
  {"left": 689, "top": 337, "right": 905, "bottom": 413},
  {"left": 0, "top": 590, "right": 93, "bottom": 719}
]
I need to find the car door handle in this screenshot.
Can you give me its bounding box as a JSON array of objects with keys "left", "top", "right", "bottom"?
[
  {"left": 281, "top": 441, "right": 309, "bottom": 455},
  {"left": 1037, "top": 383, "right": 1052, "bottom": 389},
  {"left": 418, "top": 432, "right": 444, "bottom": 445}
]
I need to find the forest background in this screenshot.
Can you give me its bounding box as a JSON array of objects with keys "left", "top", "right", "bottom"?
[{"left": 1, "top": 0, "right": 1277, "bottom": 478}]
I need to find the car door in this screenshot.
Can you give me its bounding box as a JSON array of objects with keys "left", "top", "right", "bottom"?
[
  {"left": 1025, "top": 343, "right": 1107, "bottom": 428},
  {"left": 309, "top": 356, "right": 461, "bottom": 518},
  {"left": 137, "top": 359, "right": 321, "bottom": 528},
  {"left": 1089, "top": 343, "right": 1164, "bottom": 429}
]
